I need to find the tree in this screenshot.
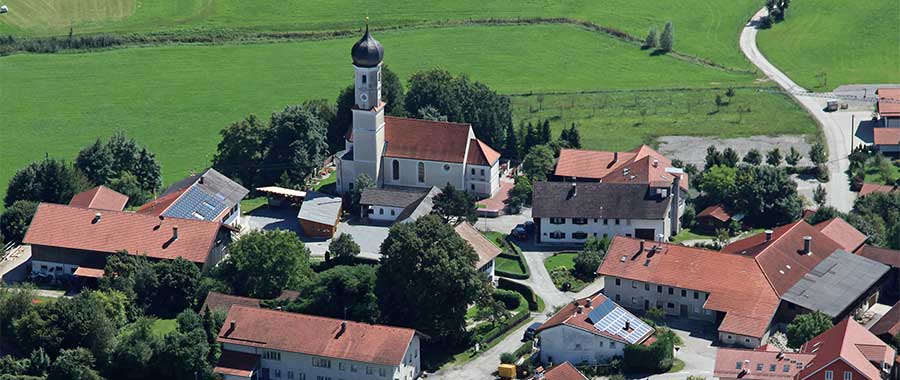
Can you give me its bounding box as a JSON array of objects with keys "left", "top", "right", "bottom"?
[
  {"left": 289, "top": 265, "right": 379, "bottom": 323},
  {"left": 809, "top": 142, "right": 827, "bottom": 166},
  {"left": 725, "top": 87, "right": 736, "bottom": 102},
  {"left": 573, "top": 248, "right": 605, "bottom": 278},
  {"left": 212, "top": 114, "right": 268, "bottom": 188},
  {"left": 680, "top": 204, "right": 696, "bottom": 228},
  {"left": 107, "top": 131, "right": 139, "bottom": 175},
  {"left": 432, "top": 184, "right": 477, "bottom": 224},
  {"left": 523, "top": 122, "right": 541, "bottom": 152},
  {"left": 475, "top": 292, "right": 509, "bottom": 328},
  {"left": 699, "top": 165, "right": 737, "bottom": 205},
  {"left": 48, "top": 348, "right": 102, "bottom": 380},
  {"left": 786, "top": 146, "right": 802, "bottom": 166},
  {"left": 813, "top": 184, "right": 827, "bottom": 207},
  {"left": 133, "top": 147, "right": 162, "bottom": 195},
  {"left": 538, "top": 120, "right": 552, "bottom": 145},
  {"left": 786, "top": 311, "right": 833, "bottom": 348},
  {"left": 330, "top": 85, "right": 356, "bottom": 153},
  {"left": 75, "top": 138, "right": 114, "bottom": 185},
  {"left": 327, "top": 233, "right": 360, "bottom": 264},
  {"left": 558, "top": 123, "right": 582, "bottom": 149},
  {"left": 261, "top": 104, "right": 329, "bottom": 188},
  {"left": 156, "top": 311, "right": 212, "bottom": 380},
  {"left": 376, "top": 215, "right": 483, "bottom": 343},
  {"left": 645, "top": 307, "right": 665, "bottom": 322},
  {"left": 4, "top": 158, "right": 90, "bottom": 207},
  {"left": 217, "top": 230, "right": 313, "bottom": 298},
  {"left": 106, "top": 317, "right": 162, "bottom": 380},
  {"left": 504, "top": 176, "right": 533, "bottom": 212},
  {"left": 766, "top": 147, "right": 783, "bottom": 166},
  {"left": 522, "top": 145, "right": 555, "bottom": 181},
  {"left": 643, "top": 26, "right": 658, "bottom": 49},
  {"left": 417, "top": 105, "right": 447, "bottom": 121},
  {"left": 503, "top": 121, "right": 520, "bottom": 160},
  {"left": 108, "top": 171, "right": 152, "bottom": 206},
  {"left": 722, "top": 148, "right": 739, "bottom": 167},
  {"left": 743, "top": 149, "right": 763, "bottom": 165},
  {"left": 584, "top": 234, "right": 611, "bottom": 252},
  {"left": 349, "top": 174, "right": 375, "bottom": 212},
  {"left": 704, "top": 146, "right": 724, "bottom": 170},
  {"left": 806, "top": 206, "right": 842, "bottom": 225},
  {"left": 659, "top": 21, "right": 674, "bottom": 52},
  {"left": 732, "top": 165, "right": 803, "bottom": 227},
  {"left": 29, "top": 347, "right": 50, "bottom": 377},
  {"left": 152, "top": 258, "right": 201, "bottom": 316},
  {"left": 380, "top": 65, "right": 406, "bottom": 116},
  {"left": 500, "top": 352, "right": 517, "bottom": 364},
  {"left": 0, "top": 200, "right": 37, "bottom": 244},
  {"left": 714, "top": 94, "right": 724, "bottom": 112}
]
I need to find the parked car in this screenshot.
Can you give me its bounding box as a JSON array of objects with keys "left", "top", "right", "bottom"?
[
  {"left": 511, "top": 226, "right": 527, "bottom": 240},
  {"left": 523, "top": 322, "right": 543, "bottom": 341},
  {"left": 523, "top": 220, "right": 535, "bottom": 232}
]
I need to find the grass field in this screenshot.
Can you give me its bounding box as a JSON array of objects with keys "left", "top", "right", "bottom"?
[
  {"left": 151, "top": 318, "right": 178, "bottom": 336},
  {"left": 756, "top": 0, "right": 900, "bottom": 90},
  {"left": 1, "top": 23, "right": 772, "bottom": 204},
  {"left": 543, "top": 252, "right": 577, "bottom": 271},
  {"left": 0, "top": 0, "right": 761, "bottom": 70}
]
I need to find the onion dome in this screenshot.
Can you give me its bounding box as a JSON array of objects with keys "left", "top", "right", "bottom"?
[{"left": 351, "top": 24, "right": 383, "bottom": 68}]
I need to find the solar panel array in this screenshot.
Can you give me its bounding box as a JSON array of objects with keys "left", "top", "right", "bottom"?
[
  {"left": 163, "top": 186, "right": 227, "bottom": 221},
  {"left": 588, "top": 299, "right": 653, "bottom": 344}
]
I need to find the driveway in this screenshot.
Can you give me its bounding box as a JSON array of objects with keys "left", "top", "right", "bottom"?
[
  {"left": 474, "top": 208, "right": 533, "bottom": 236},
  {"left": 740, "top": 7, "right": 856, "bottom": 212}
]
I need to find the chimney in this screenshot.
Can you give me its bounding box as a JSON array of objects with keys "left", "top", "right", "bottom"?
[
  {"left": 803, "top": 236, "right": 812, "bottom": 255},
  {"left": 172, "top": 226, "right": 179, "bottom": 241},
  {"left": 199, "top": 175, "right": 204, "bottom": 185},
  {"left": 653, "top": 159, "right": 659, "bottom": 168},
  {"left": 585, "top": 298, "right": 592, "bottom": 308},
  {"left": 624, "top": 321, "right": 631, "bottom": 331},
  {"left": 229, "top": 320, "right": 236, "bottom": 333},
  {"left": 639, "top": 240, "right": 645, "bottom": 253},
  {"left": 336, "top": 321, "right": 347, "bottom": 338},
  {"left": 576, "top": 305, "right": 584, "bottom": 314},
  {"left": 92, "top": 212, "right": 102, "bottom": 224},
  {"left": 613, "top": 151, "right": 619, "bottom": 163},
  {"left": 765, "top": 230, "right": 773, "bottom": 242}
]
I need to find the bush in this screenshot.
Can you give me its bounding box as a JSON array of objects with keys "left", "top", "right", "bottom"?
[
  {"left": 497, "top": 278, "right": 540, "bottom": 311},
  {"left": 500, "top": 352, "right": 516, "bottom": 364},
  {"left": 474, "top": 310, "right": 530, "bottom": 344},
  {"left": 492, "top": 289, "right": 521, "bottom": 310},
  {"left": 623, "top": 328, "right": 675, "bottom": 372}
]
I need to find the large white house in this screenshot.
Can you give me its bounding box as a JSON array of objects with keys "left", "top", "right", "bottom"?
[
  {"left": 335, "top": 26, "right": 501, "bottom": 198},
  {"left": 536, "top": 292, "right": 653, "bottom": 366},
  {"left": 215, "top": 306, "right": 423, "bottom": 380}
]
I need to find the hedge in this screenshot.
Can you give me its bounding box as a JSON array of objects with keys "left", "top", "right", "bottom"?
[
  {"left": 493, "top": 289, "right": 522, "bottom": 310},
  {"left": 495, "top": 237, "right": 531, "bottom": 280},
  {"left": 498, "top": 278, "right": 540, "bottom": 311},
  {"left": 623, "top": 329, "right": 675, "bottom": 372},
  {"left": 475, "top": 309, "right": 530, "bottom": 344}
]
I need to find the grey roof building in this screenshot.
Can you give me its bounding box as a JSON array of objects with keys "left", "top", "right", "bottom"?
[
  {"left": 139, "top": 168, "right": 248, "bottom": 225},
  {"left": 297, "top": 192, "right": 343, "bottom": 238},
  {"left": 359, "top": 186, "right": 439, "bottom": 224},
  {"left": 781, "top": 249, "right": 889, "bottom": 318},
  {"left": 532, "top": 182, "right": 671, "bottom": 220}
]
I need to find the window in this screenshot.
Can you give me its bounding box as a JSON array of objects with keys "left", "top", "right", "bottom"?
[
  {"left": 471, "top": 184, "right": 475, "bottom": 190},
  {"left": 625, "top": 233, "right": 632, "bottom": 237},
  {"left": 615, "top": 294, "right": 621, "bottom": 302},
  {"left": 783, "top": 365, "right": 790, "bottom": 373},
  {"left": 609, "top": 342, "right": 616, "bottom": 348},
  {"left": 575, "top": 343, "right": 583, "bottom": 350},
  {"left": 350, "top": 364, "right": 358, "bottom": 373},
  {"left": 390, "top": 210, "right": 395, "bottom": 216},
  {"left": 668, "top": 287, "right": 674, "bottom": 295},
  {"left": 572, "top": 218, "right": 588, "bottom": 225},
  {"left": 417, "top": 162, "right": 425, "bottom": 183},
  {"left": 603, "top": 219, "right": 609, "bottom": 225},
  {"left": 667, "top": 302, "right": 674, "bottom": 309},
  {"left": 339, "top": 362, "right": 345, "bottom": 371},
  {"left": 626, "top": 219, "right": 632, "bottom": 226},
  {"left": 657, "top": 285, "right": 662, "bottom": 293},
  {"left": 644, "top": 283, "right": 650, "bottom": 291},
  {"left": 348, "top": 182, "right": 353, "bottom": 191},
  {"left": 313, "top": 358, "right": 331, "bottom": 368},
  {"left": 471, "top": 168, "right": 476, "bottom": 175},
  {"left": 572, "top": 232, "right": 588, "bottom": 239},
  {"left": 693, "top": 291, "right": 699, "bottom": 299},
  {"left": 631, "top": 280, "right": 638, "bottom": 288},
  {"left": 379, "top": 368, "right": 387, "bottom": 377},
  {"left": 481, "top": 169, "right": 485, "bottom": 176},
  {"left": 316, "top": 377, "right": 331, "bottom": 380},
  {"left": 274, "top": 369, "right": 282, "bottom": 378},
  {"left": 770, "top": 364, "right": 777, "bottom": 372},
  {"left": 681, "top": 289, "right": 687, "bottom": 297},
  {"left": 366, "top": 367, "right": 374, "bottom": 375},
  {"left": 631, "top": 297, "right": 637, "bottom": 304},
  {"left": 844, "top": 372, "right": 852, "bottom": 380},
  {"left": 615, "top": 278, "right": 621, "bottom": 286},
  {"left": 615, "top": 219, "right": 621, "bottom": 225},
  {"left": 549, "top": 231, "right": 565, "bottom": 239},
  {"left": 825, "top": 371, "right": 833, "bottom": 380},
  {"left": 757, "top": 364, "right": 764, "bottom": 371},
  {"left": 288, "top": 372, "right": 294, "bottom": 380},
  {"left": 745, "top": 338, "right": 751, "bottom": 343},
  {"left": 549, "top": 217, "right": 565, "bottom": 225},
  {"left": 443, "top": 164, "right": 451, "bottom": 172},
  {"left": 263, "top": 351, "right": 281, "bottom": 361},
  {"left": 735, "top": 362, "right": 742, "bottom": 370},
  {"left": 392, "top": 160, "right": 400, "bottom": 180},
  {"left": 379, "top": 208, "right": 384, "bottom": 215}
]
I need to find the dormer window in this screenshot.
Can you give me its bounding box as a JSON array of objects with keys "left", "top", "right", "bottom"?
[{"left": 362, "top": 74, "right": 367, "bottom": 84}]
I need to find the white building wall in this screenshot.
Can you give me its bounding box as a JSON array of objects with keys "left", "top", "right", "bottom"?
[
  {"left": 464, "top": 161, "right": 501, "bottom": 198},
  {"left": 538, "top": 325, "right": 624, "bottom": 366},
  {"left": 479, "top": 259, "right": 496, "bottom": 284},
  {"left": 538, "top": 217, "right": 668, "bottom": 244},
  {"left": 384, "top": 157, "right": 465, "bottom": 191},
  {"left": 601, "top": 276, "right": 715, "bottom": 322},
  {"left": 718, "top": 331, "right": 762, "bottom": 348},
  {"left": 221, "top": 335, "right": 421, "bottom": 380},
  {"left": 367, "top": 205, "right": 404, "bottom": 222}
]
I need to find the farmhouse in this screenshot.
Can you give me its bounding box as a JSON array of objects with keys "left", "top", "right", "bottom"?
[
  {"left": 695, "top": 203, "right": 743, "bottom": 233},
  {"left": 138, "top": 168, "right": 248, "bottom": 226},
  {"left": 358, "top": 186, "right": 439, "bottom": 224},
  {"left": 858, "top": 183, "right": 898, "bottom": 197},
  {"left": 23, "top": 203, "right": 232, "bottom": 277},
  {"left": 531, "top": 181, "right": 681, "bottom": 243},
  {"left": 453, "top": 222, "right": 502, "bottom": 282},
  {"left": 554, "top": 146, "right": 689, "bottom": 191},
  {"left": 214, "top": 306, "right": 423, "bottom": 380},
  {"left": 536, "top": 292, "right": 653, "bottom": 365},
  {"left": 877, "top": 88, "right": 900, "bottom": 128},
  {"left": 873, "top": 128, "right": 900, "bottom": 155},
  {"left": 335, "top": 27, "right": 501, "bottom": 198},
  {"left": 856, "top": 245, "right": 900, "bottom": 302},
  {"left": 297, "top": 192, "right": 343, "bottom": 238},
  {"left": 531, "top": 362, "right": 589, "bottom": 380},
  {"left": 715, "top": 319, "right": 894, "bottom": 380},
  {"left": 69, "top": 185, "right": 129, "bottom": 211}
]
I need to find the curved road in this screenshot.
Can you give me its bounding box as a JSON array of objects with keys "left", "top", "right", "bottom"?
[{"left": 740, "top": 7, "right": 855, "bottom": 212}]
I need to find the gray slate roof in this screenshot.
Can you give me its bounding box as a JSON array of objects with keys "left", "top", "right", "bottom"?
[
  {"left": 397, "top": 186, "right": 441, "bottom": 223},
  {"left": 297, "top": 192, "right": 343, "bottom": 226},
  {"left": 359, "top": 187, "right": 429, "bottom": 208},
  {"left": 532, "top": 182, "right": 670, "bottom": 219},
  {"left": 162, "top": 168, "right": 249, "bottom": 220},
  {"left": 781, "top": 249, "right": 889, "bottom": 317}
]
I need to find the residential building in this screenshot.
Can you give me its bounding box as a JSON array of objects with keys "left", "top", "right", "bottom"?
[
  {"left": 453, "top": 222, "right": 502, "bottom": 283},
  {"left": 69, "top": 185, "right": 129, "bottom": 211},
  {"left": 335, "top": 26, "right": 501, "bottom": 198},
  {"left": 715, "top": 319, "right": 895, "bottom": 380},
  {"left": 869, "top": 299, "right": 900, "bottom": 343},
  {"left": 857, "top": 245, "right": 900, "bottom": 302},
  {"left": 813, "top": 217, "right": 868, "bottom": 253},
  {"left": 553, "top": 146, "right": 689, "bottom": 190},
  {"left": 358, "top": 186, "right": 439, "bottom": 224},
  {"left": 297, "top": 192, "right": 342, "bottom": 238},
  {"left": 873, "top": 128, "right": 900, "bottom": 155},
  {"left": 858, "top": 183, "right": 898, "bottom": 197},
  {"left": 877, "top": 88, "right": 900, "bottom": 128},
  {"left": 200, "top": 291, "right": 300, "bottom": 316},
  {"left": 23, "top": 203, "right": 232, "bottom": 277},
  {"left": 530, "top": 362, "right": 589, "bottom": 380},
  {"left": 536, "top": 292, "right": 653, "bottom": 365},
  {"left": 138, "top": 168, "right": 249, "bottom": 226},
  {"left": 214, "top": 306, "right": 423, "bottom": 380},
  {"left": 695, "top": 203, "right": 743, "bottom": 233},
  {"left": 532, "top": 181, "right": 681, "bottom": 244}
]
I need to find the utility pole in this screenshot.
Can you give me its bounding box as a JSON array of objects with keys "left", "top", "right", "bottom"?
[{"left": 851, "top": 114, "right": 855, "bottom": 151}]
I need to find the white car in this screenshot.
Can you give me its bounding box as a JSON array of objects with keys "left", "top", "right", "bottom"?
[{"left": 0, "top": 5, "right": 8, "bottom": 14}]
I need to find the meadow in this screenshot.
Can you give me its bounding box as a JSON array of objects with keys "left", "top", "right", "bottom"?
[
  {"left": 0, "top": 0, "right": 761, "bottom": 70},
  {"left": 1, "top": 23, "right": 778, "bottom": 203},
  {"left": 756, "top": 0, "right": 900, "bottom": 90}
]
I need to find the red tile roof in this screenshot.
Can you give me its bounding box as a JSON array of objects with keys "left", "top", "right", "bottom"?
[
  {"left": 870, "top": 300, "right": 900, "bottom": 340},
  {"left": 857, "top": 245, "right": 900, "bottom": 268},
  {"left": 23, "top": 203, "right": 222, "bottom": 264},
  {"left": 714, "top": 348, "right": 815, "bottom": 380},
  {"left": 814, "top": 218, "right": 867, "bottom": 252},
  {"left": 136, "top": 188, "right": 187, "bottom": 216},
  {"left": 454, "top": 223, "right": 502, "bottom": 269},
  {"left": 72, "top": 267, "right": 105, "bottom": 278},
  {"left": 536, "top": 292, "right": 653, "bottom": 344},
  {"left": 554, "top": 146, "right": 688, "bottom": 190},
  {"left": 384, "top": 116, "right": 473, "bottom": 163},
  {"left": 214, "top": 349, "right": 260, "bottom": 378},
  {"left": 466, "top": 139, "right": 501, "bottom": 166},
  {"left": 201, "top": 291, "right": 262, "bottom": 314},
  {"left": 877, "top": 88, "right": 900, "bottom": 117},
  {"left": 69, "top": 186, "right": 129, "bottom": 211},
  {"left": 721, "top": 220, "right": 847, "bottom": 296},
  {"left": 218, "top": 306, "right": 418, "bottom": 366},
  {"left": 873, "top": 128, "right": 900, "bottom": 146},
  {"left": 859, "top": 183, "right": 898, "bottom": 197},
  {"left": 798, "top": 318, "right": 894, "bottom": 380},
  {"left": 697, "top": 204, "right": 733, "bottom": 223},
  {"left": 541, "top": 362, "right": 589, "bottom": 380},
  {"left": 598, "top": 237, "right": 779, "bottom": 338}
]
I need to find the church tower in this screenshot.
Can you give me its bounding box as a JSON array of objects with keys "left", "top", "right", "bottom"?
[{"left": 349, "top": 22, "right": 385, "bottom": 185}]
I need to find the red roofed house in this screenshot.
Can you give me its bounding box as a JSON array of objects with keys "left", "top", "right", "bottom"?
[
  {"left": 23, "top": 203, "right": 231, "bottom": 278},
  {"left": 695, "top": 203, "right": 743, "bottom": 233},
  {"left": 531, "top": 362, "right": 589, "bottom": 380},
  {"left": 554, "top": 146, "right": 689, "bottom": 191},
  {"left": 69, "top": 186, "right": 129, "bottom": 211},
  {"left": 454, "top": 222, "right": 502, "bottom": 283},
  {"left": 535, "top": 292, "right": 653, "bottom": 365},
  {"left": 877, "top": 88, "right": 900, "bottom": 128},
  {"left": 814, "top": 218, "right": 868, "bottom": 253},
  {"left": 715, "top": 318, "right": 895, "bottom": 380},
  {"left": 873, "top": 128, "right": 900, "bottom": 155},
  {"left": 336, "top": 27, "right": 501, "bottom": 199},
  {"left": 859, "top": 183, "right": 898, "bottom": 197},
  {"left": 215, "top": 306, "right": 423, "bottom": 380}
]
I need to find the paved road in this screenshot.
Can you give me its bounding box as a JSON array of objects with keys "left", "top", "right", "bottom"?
[{"left": 739, "top": 7, "right": 855, "bottom": 212}]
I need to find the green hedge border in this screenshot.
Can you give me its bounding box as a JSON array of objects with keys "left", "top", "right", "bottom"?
[
  {"left": 495, "top": 237, "right": 531, "bottom": 280},
  {"left": 498, "top": 278, "right": 543, "bottom": 312}
]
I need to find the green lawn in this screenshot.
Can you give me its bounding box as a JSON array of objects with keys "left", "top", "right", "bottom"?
[
  {"left": 864, "top": 158, "right": 900, "bottom": 185},
  {"left": 0, "top": 0, "right": 761, "bottom": 70},
  {"left": 671, "top": 227, "right": 717, "bottom": 243},
  {"left": 312, "top": 171, "right": 337, "bottom": 191},
  {"left": 545, "top": 253, "right": 591, "bottom": 292},
  {"left": 151, "top": 318, "right": 178, "bottom": 337},
  {"left": 240, "top": 197, "right": 267, "bottom": 215},
  {"left": 481, "top": 231, "right": 506, "bottom": 247},
  {"left": 543, "top": 252, "right": 577, "bottom": 271},
  {"left": 495, "top": 256, "right": 527, "bottom": 276},
  {"left": 756, "top": 0, "right": 900, "bottom": 90}
]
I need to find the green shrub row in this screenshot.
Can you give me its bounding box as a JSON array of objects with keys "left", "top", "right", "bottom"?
[
  {"left": 474, "top": 309, "right": 530, "bottom": 345},
  {"left": 498, "top": 278, "right": 540, "bottom": 311},
  {"left": 623, "top": 329, "right": 676, "bottom": 372},
  {"left": 495, "top": 238, "right": 531, "bottom": 279},
  {"left": 493, "top": 289, "right": 522, "bottom": 310}
]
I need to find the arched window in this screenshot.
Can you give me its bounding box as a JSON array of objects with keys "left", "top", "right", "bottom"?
[
  {"left": 392, "top": 160, "right": 400, "bottom": 181},
  {"left": 417, "top": 162, "right": 425, "bottom": 183}
]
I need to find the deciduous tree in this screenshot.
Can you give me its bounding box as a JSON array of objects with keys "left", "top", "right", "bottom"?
[
  {"left": 75, "top": 138, "right": 114, "bottom": 185},
  {"left": 212, "top": 115, "right": 268, "bottom": 188},
  {"left": 786, "top": 311, "right": 832, "bottom": 348},
  {"left": 216, "top": 230, "right": 313, "bottom": 298},
  {"left": 659, "top": 21, "right": 674, "bottom": 52},
  {"left": 328, "top": 233, "right": 361, "bottom": 264},
  {"left": 522, "top": 145, "right": 555, "bottom": 181},
  {"left": 0, "top": 200, "right": 37, "bottom": 244},
  {"left": 289, "top": 265, "right": 379, "bottom": 323},
  {"left": 432, "top": 184, "right": 477, "bottom": 224}
]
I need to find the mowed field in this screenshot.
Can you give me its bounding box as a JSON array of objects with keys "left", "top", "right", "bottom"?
[
  {"left": 0, "top": 0, "right": 761, "bottom": 70},
  {"left": 1, "top": 23, "right": 775, "bottom": 203},
  {"left": 756, "top": 0, "right": 900, "bottom": 90}
]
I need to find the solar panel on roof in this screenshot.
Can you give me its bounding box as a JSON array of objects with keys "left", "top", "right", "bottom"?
[
  {"left": 587, "top": 299, "right": 617, "bottom": 323},
  {"left": 589, "top": 300, "right": 653, "bottom": 344},
  {"left": 163, "top": 186, "right": 227, "bottom": 222}
]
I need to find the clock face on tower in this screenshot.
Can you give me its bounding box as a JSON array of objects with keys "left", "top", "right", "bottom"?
[{"left": 360, "top": 93, "right": 368, "bottom": 102}]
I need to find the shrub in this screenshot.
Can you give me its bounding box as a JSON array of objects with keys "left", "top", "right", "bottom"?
[
  {"left": 623, "top": 328, "right": 675, "bottom": 372},
  {"left": 498, "top": 278, "right": 540, "bottom": 311},
  {"left": 500, "top": 352, "right": 516, "bottom": 364},
  {"left": 492, "top": 289, "right": 522, "bottom": 310}
]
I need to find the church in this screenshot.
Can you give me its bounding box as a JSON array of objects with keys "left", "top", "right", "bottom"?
[{"left": 335, "top": 25, "right": 502, "bottom": 198}]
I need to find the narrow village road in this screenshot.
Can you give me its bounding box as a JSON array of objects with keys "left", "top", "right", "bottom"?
[{"left": 739, "top": 7, "right": 855, "bottom": 212}]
